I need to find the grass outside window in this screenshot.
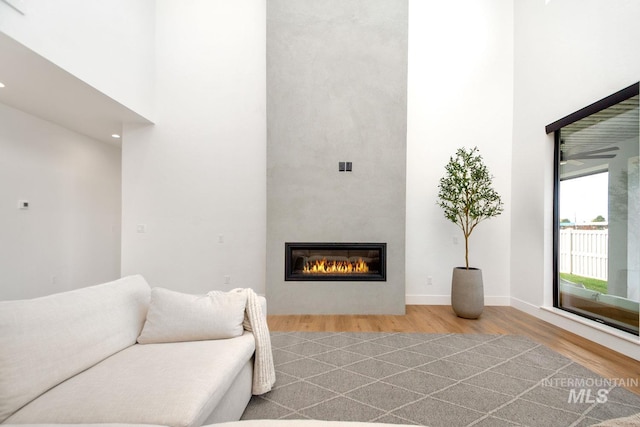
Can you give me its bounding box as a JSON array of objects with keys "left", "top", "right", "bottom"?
[{"left": 560, "top": 273, "right": 608, "bottom": 294}]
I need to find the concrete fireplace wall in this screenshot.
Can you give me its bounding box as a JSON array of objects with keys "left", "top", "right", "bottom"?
[{"left": 266, "top": 0, "right": 408, "bottom": 314}]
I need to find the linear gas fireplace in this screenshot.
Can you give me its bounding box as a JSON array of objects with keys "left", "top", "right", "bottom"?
[{"left": 285, "top": 242, "right": 386, "bottom": 281}]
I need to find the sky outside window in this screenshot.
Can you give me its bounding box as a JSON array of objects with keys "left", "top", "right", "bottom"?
[{"left": 560, "top": 172, "right": 608, "bottom": 224}]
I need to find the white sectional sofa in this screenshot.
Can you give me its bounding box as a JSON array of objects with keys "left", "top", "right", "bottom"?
[{"left": 0, "top": 275, "right": 267, "bottom": 427}]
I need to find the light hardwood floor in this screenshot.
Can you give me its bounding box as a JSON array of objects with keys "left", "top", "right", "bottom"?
[{"left": 268, "top": 305, "right": 640, "bottom": 395}]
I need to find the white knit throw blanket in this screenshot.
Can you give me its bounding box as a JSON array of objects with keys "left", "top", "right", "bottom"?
[{"left": 230, "top": 288, "right": 276, "bottom": 395}]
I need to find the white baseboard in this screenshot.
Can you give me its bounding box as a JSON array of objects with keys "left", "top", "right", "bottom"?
[
  {"left": 405, "top": 295, "right": 510, "bottom": 306},
  {"left": 405, "top": 295, "right": 449, "bottom": 305}
]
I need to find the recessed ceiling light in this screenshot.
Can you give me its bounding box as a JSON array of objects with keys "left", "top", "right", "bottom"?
[{"left": 111, "top": 134, "right": 121, "bottom": 139}]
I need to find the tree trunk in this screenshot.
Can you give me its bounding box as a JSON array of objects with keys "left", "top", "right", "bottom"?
[{"left": 464, "top": 233, "right": 469, "bottom": 269}]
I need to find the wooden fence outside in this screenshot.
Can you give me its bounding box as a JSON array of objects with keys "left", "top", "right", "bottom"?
[{"left": 559, "top": 228, "right": 608, "bottom": 281}]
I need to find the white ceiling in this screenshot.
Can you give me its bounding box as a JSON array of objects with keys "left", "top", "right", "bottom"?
[{"left": 0, "top": 32, "right": 152, "bottom": 146}]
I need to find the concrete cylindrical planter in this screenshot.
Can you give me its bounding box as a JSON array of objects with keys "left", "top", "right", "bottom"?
[{"left": 451, "top": 267, "right": 484, "bottom": 319}]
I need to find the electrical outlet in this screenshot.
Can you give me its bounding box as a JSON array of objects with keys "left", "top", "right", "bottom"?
[
  {"left": 224, "top": 275, "right": 231, "bottom": 284},
  {"left": 427, "top": 276, "right": 433, "bottom": 286}
]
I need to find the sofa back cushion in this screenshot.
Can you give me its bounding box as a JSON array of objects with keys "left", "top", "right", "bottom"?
[
  {"left": 0, "top": 275, "right": 151, "bottom": 422},
  {"left": 137, "top": 287, "right": 247, "bottom": 344}
]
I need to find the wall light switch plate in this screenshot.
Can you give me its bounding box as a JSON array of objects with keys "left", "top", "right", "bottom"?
[
  {"left": 339, "top": 162, "right": 345, "bottom": 172},
  {"left": 346, "top": 162, "right": 352, "bottom": 172},
  {"left": 18, "top": 200, "right": 29, "bottom": 209}
]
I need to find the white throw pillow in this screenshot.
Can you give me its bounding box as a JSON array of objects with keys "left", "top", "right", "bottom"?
[{"left": 137, "top": 287, "right": 247, "bottom": 344}]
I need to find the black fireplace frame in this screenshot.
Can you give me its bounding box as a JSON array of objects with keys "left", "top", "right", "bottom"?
[{"left": 285, "top": 242, "right": 387, "bottom": 281}]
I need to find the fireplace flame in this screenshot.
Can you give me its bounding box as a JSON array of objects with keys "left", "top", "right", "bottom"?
[{"left": 303, "top": 258, "right": 369, "bottom": 274}]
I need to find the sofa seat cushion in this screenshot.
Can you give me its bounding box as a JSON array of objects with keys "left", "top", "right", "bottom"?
[
  {"left": 2, "top": 424, "right": 168, "bottom": 427},
  {"left": 5, "top": 332, "right": 256, "bottom": 427}
]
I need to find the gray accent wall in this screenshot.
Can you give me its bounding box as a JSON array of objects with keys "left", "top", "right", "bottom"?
[{"left": 266, "top": 0, "right": 408, "bottom": 314}]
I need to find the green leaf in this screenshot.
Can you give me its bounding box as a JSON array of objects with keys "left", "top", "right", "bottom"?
[{"left": 436, "top": 147, "right": 503, "bottom": 268}]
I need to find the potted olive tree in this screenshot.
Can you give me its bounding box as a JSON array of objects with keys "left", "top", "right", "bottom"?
[{"left": 437, "top": 147, "right": 503, "bottom": 319}]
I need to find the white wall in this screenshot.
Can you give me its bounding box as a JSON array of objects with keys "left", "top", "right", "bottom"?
[
  {"left": 121, "top": 0, "right": 267, "bottom": 294},
  {"left": 0, "top": 103, "right": 121, "bottom": 300},
  {"left": 406, "top": 0, "right": 514, "bottom": 305},
  {"left": 512, "top": 0, "right": 640, "bottom": 357},
  {"left": 0, "top": 0, "right": 155, "bottom": 120}
]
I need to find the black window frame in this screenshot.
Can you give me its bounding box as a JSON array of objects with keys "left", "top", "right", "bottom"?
[{"left": 546, "top": 82, "right": 639, "bottom": 335}]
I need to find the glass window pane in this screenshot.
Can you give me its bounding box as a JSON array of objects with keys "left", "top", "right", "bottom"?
[{"left": 557, "top": 94, "right": 639, "bottom": 335}]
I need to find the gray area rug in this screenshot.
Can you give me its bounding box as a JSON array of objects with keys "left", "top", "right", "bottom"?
[{"left": 241, "top": 332, "right": 640, "bottom": 426}]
